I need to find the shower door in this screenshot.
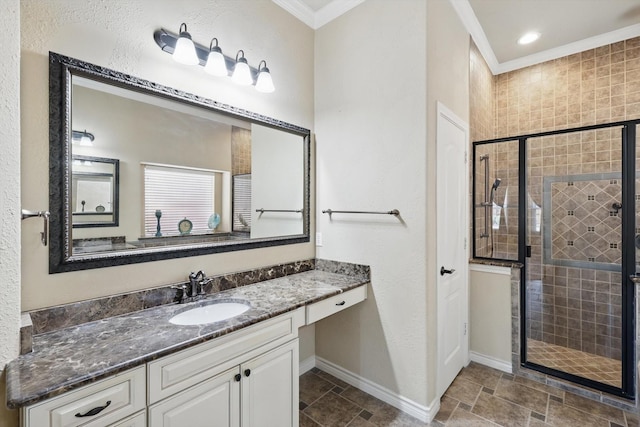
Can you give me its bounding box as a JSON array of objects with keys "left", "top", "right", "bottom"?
[{"left": 523, "top": 124, "right": 635, "bottom": 397}]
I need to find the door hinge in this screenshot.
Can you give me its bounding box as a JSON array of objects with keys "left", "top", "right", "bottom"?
[
  {"left": 464, "top": 151, "right": 468, "bottom": 163},
  {"left": 464, "top": 323, "right": 467, "bottom": 336},
  {"left": 464, "top": 237, "right": 467, "bottom": 250}
]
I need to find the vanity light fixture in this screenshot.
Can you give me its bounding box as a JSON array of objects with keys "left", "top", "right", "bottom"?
[
  {"left": 255, "top": 60, "right": 275, "bottom": 93},
  {"left": 518, "top": 31, "right": 541, "bottom": 45},
  {"left": 232, "top": 50, "right": 253, "bottom": 86},
  {"left": 173, "top": 23, "right": 199, "bottom": 65},
  {"left": 153, "top": 26, "right": 275, "bottom": 93},
  {"left": 204, "top": 38, "right": 227, "bottom": 77},
  {"left": 71, "top": 130, "right": 95, "bottom": 146}
]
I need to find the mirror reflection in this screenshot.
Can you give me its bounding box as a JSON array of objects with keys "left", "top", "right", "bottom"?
[
  {"left": 48, "top": 52, "right": 310, "bottom": 272},
  {"left": 71, "top": 155, "right": 119, "bottom": 228}
]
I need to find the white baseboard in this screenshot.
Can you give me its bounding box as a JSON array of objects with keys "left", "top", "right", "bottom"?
[
  {"left": 299, "top": 356, "right": 316, "bottom": 375},
  {"left": 315, "top": 356, "right": 439, "bottom": 423},
  {"left": 470, "top": 351, "right": 512, "bottom": 373}
]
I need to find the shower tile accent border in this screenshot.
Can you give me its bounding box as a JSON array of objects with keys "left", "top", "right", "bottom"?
[{"left": 21, "top": 258, "right": 370, "bottom": 353}]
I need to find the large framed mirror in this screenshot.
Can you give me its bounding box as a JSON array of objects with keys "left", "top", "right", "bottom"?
[{"left": 49, "top": 52, "right": 310, "bottom": 273}]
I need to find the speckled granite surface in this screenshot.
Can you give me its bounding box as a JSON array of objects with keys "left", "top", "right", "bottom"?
[{"left": 6, "top": 268, "right": 369, "bottom": 409}]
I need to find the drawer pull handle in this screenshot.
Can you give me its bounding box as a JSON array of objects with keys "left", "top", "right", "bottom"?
[
  {"left": 244, "top": 369, "right": 251, "bottom": 377},
  {"left": 75, "top": 400, "right": 111, "bottom": 417},
  {"left": 336, "top": 301, "right": 346, "bottom": 306},
  {"left": 235, "top": 373, "right": 241, "bottom": 382}
]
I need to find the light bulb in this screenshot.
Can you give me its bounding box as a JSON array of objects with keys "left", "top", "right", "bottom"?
[
  {"left": 517, "top": 32, "right": 541, "bottom": 45},
  {"left": 255, "top": 61, "right": 275, "bottom": 93},
  {"left": 173, "top": 23, "right": 199, "bottom": 65},
  {"left": 232, "top": 51, "right": 253, "bottom": 86},
  {"left": 204, "top": 39, "right": 227, "bottom": 76}
]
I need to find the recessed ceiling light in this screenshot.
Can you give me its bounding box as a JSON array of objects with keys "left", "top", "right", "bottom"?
[{"left": 518, "top": 32, "right": 541, "bottom": 45}]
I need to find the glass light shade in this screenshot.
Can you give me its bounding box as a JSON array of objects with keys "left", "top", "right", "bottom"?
[
  {"left": 173, "top": 35, "right": 199, "bottom": 65},
  {"left": 204, "top": 50, "right": 228, "bottom": 76},
  {"left": 255, "top": 69, "right": 275, "bottom": 93},
  {"left": 232, "top": 59, "right": 253, "bottom": 86},
  {"left": 517, "top": 32, "right": 540, "bottom": 45},
  {"left": 79, "top": 135, "right": 93, "bottom": 146}
]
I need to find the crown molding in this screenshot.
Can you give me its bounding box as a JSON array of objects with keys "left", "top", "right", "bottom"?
[
  {"left": 494, "top": 23, "right": 640, "bottom": 74},
  {"left": 449, "top": 0, "right": 640, "bottom": 75},
  {"left": 273, "top": 0, "right": 365, "bottom": 29}
]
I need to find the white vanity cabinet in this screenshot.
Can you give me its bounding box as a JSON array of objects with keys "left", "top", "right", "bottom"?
[
  {"left": 147, "top": 308, "right": 303, "bottom": 427},
  {"left": 21, "top": 366, "right": 146, "bottom": 427}
]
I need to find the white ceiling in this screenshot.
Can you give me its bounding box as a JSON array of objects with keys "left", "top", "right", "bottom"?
[{"left": 274, "top": 0, "right": 640, "bottom": 75}]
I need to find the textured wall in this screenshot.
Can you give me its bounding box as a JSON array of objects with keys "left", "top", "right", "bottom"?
[
  {"left": 0, "top": 0, "right": 21, "bottom": 425},
  {"left": 19, "top": 0, "right": 315, "bottom": 310},
  {"left": 315, "top": 0, "right": 429, "bottom": 408}
]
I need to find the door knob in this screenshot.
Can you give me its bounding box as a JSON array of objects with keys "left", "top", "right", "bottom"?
[{"left": 440, "top": 266, "right": 455, "bottom": 276}]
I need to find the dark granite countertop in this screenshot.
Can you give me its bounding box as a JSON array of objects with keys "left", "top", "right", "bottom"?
[{"left": 6, "top": 269, "right": 369, "bottom": 409}]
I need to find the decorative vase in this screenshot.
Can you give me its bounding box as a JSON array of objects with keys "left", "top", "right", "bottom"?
[{"left": 155, "top": 210, "right": 162, "bottom": 237}]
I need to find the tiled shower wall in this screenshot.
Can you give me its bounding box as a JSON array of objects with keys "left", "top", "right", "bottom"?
[
  {"left": 471, "top": 37, "right": 640, "bottom": 359},
  {"left": 231, "top": 126, "right": 251, "bottom": 176}
]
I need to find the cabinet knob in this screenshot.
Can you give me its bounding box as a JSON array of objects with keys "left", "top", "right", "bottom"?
[
  {"left": 234, "top": 373, "right": 241, "bottom": 382},
  {"left": 244, "top": 369, "right": 251, "bottom": 377}
]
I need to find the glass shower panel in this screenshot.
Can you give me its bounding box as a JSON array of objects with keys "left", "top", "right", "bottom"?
[
  {"left": 526, "top": 127, "right": 624, "bottom": 389},
  {"left": 473, "top": 140, "right": 519, "bottom": 260}
]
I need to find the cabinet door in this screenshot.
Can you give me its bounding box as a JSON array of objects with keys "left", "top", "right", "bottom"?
[
  {"left": 148, "top": 367, "right": 240, "bottom": 427},
  {"left": 241, "top": 340, "right": 299, "bottom": 427},
  {"left": 108, "top": 411, "right": 145, "bottom": 427}
]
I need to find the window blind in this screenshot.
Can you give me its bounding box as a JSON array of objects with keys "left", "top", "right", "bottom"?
[
  {"left": 143, "top": 164, "right": 215, "bottom": 236},
  {"left": 233, "top": 174, "right": 251, "bottom": 232}
]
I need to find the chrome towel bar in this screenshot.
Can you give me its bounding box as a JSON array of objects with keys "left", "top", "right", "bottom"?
[
  {"left": 21, "top": 209, "right": 50, "bottom": 246},
  {"left": 255, "top": 208, "right": 303, "bottom": 213},
  {"left": 322, "top": 209, "right": 400, "bottom": 216}
]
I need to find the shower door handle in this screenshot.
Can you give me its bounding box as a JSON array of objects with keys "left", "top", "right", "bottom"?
[{"left": 440, "top": 267, "right": 455, "bottom": 276}]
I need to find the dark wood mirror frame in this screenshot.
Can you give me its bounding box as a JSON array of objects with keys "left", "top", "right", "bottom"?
[{"left": 49, "top": 52, "right": 310, "bottom": 273}]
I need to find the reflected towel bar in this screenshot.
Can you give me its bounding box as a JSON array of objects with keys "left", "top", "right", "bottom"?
[
  {"left": 21, "top": 209, "right": 50, "bottom": 246},
  {"left": 256, "top": 208, "right": 303, "bottom": 213},
  {"left": 322, "top": 209, "right": 400, "bottom": 216}
]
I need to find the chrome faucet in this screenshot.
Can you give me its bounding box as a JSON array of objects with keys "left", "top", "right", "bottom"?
[{"left": 188, "top": 270, "right": 208, "bottom": 297}]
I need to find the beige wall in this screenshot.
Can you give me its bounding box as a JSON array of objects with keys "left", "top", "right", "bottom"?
[
  {"left": 426, "top": 0, "right": 470, "bottom": 405},
  {"left": 20, "top": 0, "right": 315, "bottom": 311},
  {"left": 469, "top": 268, "right": 512, "bottom": 365},
  {"left": 1, "top": 0, "right": 22, "bottom": 424},
  {"left": 315, "top": 0, "right": 470, "bottom": 411},
  {"left": 315, "top": 0, "right": 429, "bottom": 407}
]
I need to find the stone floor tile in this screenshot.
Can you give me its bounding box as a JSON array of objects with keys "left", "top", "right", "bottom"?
[
  {"left": 345, "top": 416, "right": 376, "bottom": 427},
  {"left": 433, "top": 395, "right": 459, "bottom": 424},
  {"left": 300, "top": 372, "right": 336, "bottom": 405},
  {"left": 513, "top": 375, "right": 564, "bottom": 399},
  {"left": 444, "top": 376, "right": 483, "bottom": 405},
  {"left": 563, "top": 392, "right": 626, "bottom": 425},
  {"left": 340, "top": 386, "right": 390, "bottom": 414},
  {"left": 457, "top": 362, "right": 503, "bottom": 389},
  {"left": 445, "top": 407, "right": 497, "bottom": 426},
  {"left": 494, "top": 377, "right": 550, "bottom": 415},
  {"left": 546, "top": 400, "right": 611, "bottom": 427},
  {"left": 527, "top": 418, "right": 551, "bottom": 427},
  {"left": 303, "top": 391, "right": 361, "bottom": 427},
  {"left": 300, "top": 412, "right": 322, "bottom": 427},
  {"left": 316, "top": 370, "right": 351, "bottom": 389},
  {"left": 471, "top": 391, "right": 530, "bottom": 427}
]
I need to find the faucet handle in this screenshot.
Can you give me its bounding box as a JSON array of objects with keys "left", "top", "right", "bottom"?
[{"left": 171, "top": 284, "right": 189, "bottom": 303}]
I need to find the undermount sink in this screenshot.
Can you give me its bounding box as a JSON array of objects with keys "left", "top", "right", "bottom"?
[{"left": 169, "top": 301, "right": 250, "bottom": 325}]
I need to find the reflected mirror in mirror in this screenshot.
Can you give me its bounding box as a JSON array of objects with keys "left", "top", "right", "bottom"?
[
  {"left": 72, "top": 155, "right": 119, "bottom": 228},
  {"left": 49, "top": 52, "right": 310, "bottom": 273}
]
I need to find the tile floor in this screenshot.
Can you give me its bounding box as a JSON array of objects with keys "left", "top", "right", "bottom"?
[
  {"left": 528, "top": 339, "right": 621, "bottom": 388},
  {"left": 299, "top": 363, "right": 638, "bottom": 426}
]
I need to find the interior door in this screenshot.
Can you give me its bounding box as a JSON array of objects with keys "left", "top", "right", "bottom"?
[{"left": 436, "top": 102, "right": 470, "bottom": 397}]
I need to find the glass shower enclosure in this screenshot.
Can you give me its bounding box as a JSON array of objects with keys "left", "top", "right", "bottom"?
[{"left": 473, "top": 119, "right": 639, "bottom": 399}]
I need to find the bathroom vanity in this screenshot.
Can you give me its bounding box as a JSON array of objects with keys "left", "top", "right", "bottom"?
[{"left": 6, "top": 266, "right": 368, "bottom": 427}]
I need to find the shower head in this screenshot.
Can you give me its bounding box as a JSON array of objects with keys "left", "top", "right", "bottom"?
[{"left": 489, "top": 178, "right": 502, "bottom": 203}]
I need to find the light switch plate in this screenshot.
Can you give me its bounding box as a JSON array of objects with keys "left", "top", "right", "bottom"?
[{"left": 316, "top": 232, "right": 323, "bottom": 247}]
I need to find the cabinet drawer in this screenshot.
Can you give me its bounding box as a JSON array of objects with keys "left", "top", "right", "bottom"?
[
  {"left": 148, "top": 308, "right": 304, "bottom": 404},
  {"left": 108, "top": 411, "right": 145, "bottom": 427},
  {"left": 306, "top": 286, "right": 367, "bottom": 324},
  {"left": 23, "top": 366, "right": 145, "bottom": 427}
]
